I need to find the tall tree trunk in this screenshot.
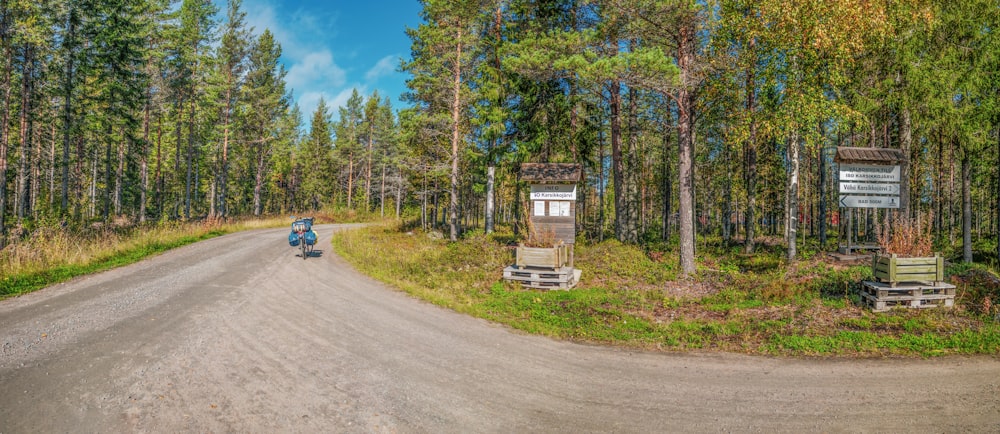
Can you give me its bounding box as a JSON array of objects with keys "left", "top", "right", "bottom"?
[
  {"left": 104, "top": 108, "right": 113, "bottom": 222},
  {"left": 486, "top": 165, "right": 495, "bottom": 233},
  {"left": 49, "top": 124, "right": 56, "bottom": 209},
  {"left": 421, "top": 172, "right": 427, "bottom": 230},
  {"left": 140, "top": 96, "right": 149, "bottom": 223},
  {"left": 0, "top": 0, "right": 11, "bottom": 245},
  {"left": 598, "top": 113, "right": 606, "bottom": 242},
  {"left": 787, "top": 130, "right": 800, "bottom": 262},
  {"left": 448, "top": 26, "right": 462, "bottom": 242},
  {"left": 62, "top": 5, "right": 76, "bottom": 215},
  {"left": 661, "top": 117, "right": 672, "bottom": 241},
  {"left": 962, "top": 148, "right": 972, "bottom": 263},
  {"left": 722, "top": 143, "right": 732, "bottom": 243},
  {"left": 347, "top": 151, "right": 354, "bottom": 209},
  {"left": 185, "top": 93, "right": 195, "bottom": 219},
  {"left": 819, "top": 126, "right": 829, "bottom": 248},
  {"left": 743, "top": 40, "right": 758, "bottom": 254},
  {"left": 220, "top": 74, "right": 233, "bottom": 218},
  {"left": 935, "top": 131, "right": 943, "bottom": 241},
  {"left": 115, "top": 135, "right": 125, "bottom": 215},
  {"left": 677, "top": 23, "right": 696, "bottom": 276},
  {"left": 366, "top": 123, "right": 374, "bottom": 211},
  {"left": 610, "top": 81, "right": 624, "bottom": 241},
  {"left": 625, "top": 83, "right": 639, "bottom": 243},
  {"left": 396, "top": 168, "right": 403, "bottom": 218},
  {"left": 380, "top": 159, "right": 386, "bottom": 217},
  {"left": 16, "top": 45, "right": 35, "bottom": 219},
  {"left": 900, "top": 107, "right": 912, "bottom": 218},
  {"left": 155, "top": 117, "right": 163, "bottom": 219},
  {"left": 253, "top": 142, "right": 266, "bottom": 216}
]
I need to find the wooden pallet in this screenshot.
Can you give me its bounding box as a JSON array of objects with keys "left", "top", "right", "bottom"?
[
  {"left": 503, "top": 266, "right": 581, "bottom": 290},
  {"left": 860, "top": 281, "right": 955, "bottom": 312}
]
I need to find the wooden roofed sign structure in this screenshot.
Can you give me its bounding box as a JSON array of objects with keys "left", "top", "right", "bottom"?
[
  {"left": 834, "top": 147, "right": 906, "bottom": 210},
  {"left": 834, "top": 147, "right": 908, "bottom": 255},
  {"left": 502, "top": 163, "right": 583, "bottom": 290},
  {"left": 521, "top": 163, "right": 582, "bottom": 245}
]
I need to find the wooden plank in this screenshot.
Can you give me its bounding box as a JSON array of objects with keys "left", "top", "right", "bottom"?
[
  {"left": 860, "top": 284, "right": 956, "bottom": 298},
  {"left": 891, "top": 264, "right": 939, "bottom": 273},
  {"left": 859, "top": 281, "right": 955, "bottom": 311},
  {"left": 860, "top": 292, "right": 953, "bottom": 312},
  {"left": 891, "top": 256, "right": 937, "bottom": 266},
  {"left": 868, "top": 293, "right": 953, "bottom": 302},
  {"left": 863, "top": 281, "right": 956, "bottom": 290},
  {"left": 503, "top": 265, "right": 579, "bottom": 290}
]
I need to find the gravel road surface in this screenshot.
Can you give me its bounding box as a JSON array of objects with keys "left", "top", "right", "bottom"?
[{"left": 2, "top": 224, "right": 999, "bottom": 433}]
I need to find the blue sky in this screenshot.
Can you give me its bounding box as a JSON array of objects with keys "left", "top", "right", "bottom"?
[{"left": 227, "top": 0, "right": 424, "bottom": 122}]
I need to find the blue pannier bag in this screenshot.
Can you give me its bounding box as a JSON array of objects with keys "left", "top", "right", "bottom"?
[
  {"left": 288, "top": 232, "right": 300, "bottom": 246},
  {"left": 304, "top": 230, "right": 318, "bottom": 246}
]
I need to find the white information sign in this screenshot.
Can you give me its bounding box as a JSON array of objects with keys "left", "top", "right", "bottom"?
[
  {"left": 530, "top": 184, "right": 576, "bottom": 200},
  {"left": 839, "top": 195, "right": 900, "bottom": 209},
  {"left": 557, "top": 201, "right": 571, "bottom": 217},
  {"left": 533, "top": 201, "right": 546, "bottom": 216},
  {"left": 839, "top": 164, "right": 900, "bottom": 182},
  {"left": 839, "top": 182, "right": 900, "bottom": 195}
]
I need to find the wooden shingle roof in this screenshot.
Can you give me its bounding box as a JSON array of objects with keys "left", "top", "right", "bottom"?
[
  {"left": 834, "top": 147, "right": 906, "bottom": 164},
  {"left": 520, "top": 163, "right": 582, "bottom": 183}
]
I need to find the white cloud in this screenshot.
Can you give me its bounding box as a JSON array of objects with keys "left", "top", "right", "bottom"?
[
  {"left": 297, "top": 86, "right": 368, "bottom": 122},
  {"left": 365, "top": 55, "right": 399, "bottom": 81},
  {"left": 286, "top": 50, "right": 348, "bottom": 93}
]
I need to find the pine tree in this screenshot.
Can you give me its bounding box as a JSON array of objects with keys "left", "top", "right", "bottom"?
[
  {"left": 210, "top": 0, "right": 250, "bottom": 218},
  {"left": 334, "top": 89, "right": 364, "bottom": 209},
  {"left": 243, "top": 29, "right": 287, "bottom": 216},
  {"left": 404, "top": 0, "right": 489, "bottom": 241},
  {"left": 299, "top": 98, "right": 334, "bottom": 210}
]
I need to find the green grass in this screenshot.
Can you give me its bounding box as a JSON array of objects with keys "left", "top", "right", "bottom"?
[{"left": 332, "top": 223, "right": 1000, "bottom": 357}]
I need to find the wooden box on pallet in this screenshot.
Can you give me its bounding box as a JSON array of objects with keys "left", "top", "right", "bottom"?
[
  {"left": 515, "top": 243, "right": 568, "bottom": 269},
  {"left": 873, "top": 253, "right": 944, "bottom": 287}
]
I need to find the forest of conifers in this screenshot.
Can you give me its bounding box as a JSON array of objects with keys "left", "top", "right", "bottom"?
[{"left": 2, "top": 0, "right": 999, "bottom": 276}]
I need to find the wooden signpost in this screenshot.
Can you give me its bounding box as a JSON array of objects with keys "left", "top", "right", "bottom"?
[
  {"left": 833, "top": 147, "right": 907, "bottom": 255},
  {"left": 503, "top": 163, "right": 583, "bottom": 290}
]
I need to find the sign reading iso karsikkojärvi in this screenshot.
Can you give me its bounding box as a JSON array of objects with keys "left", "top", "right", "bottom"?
[
  {"left": 839, "top": 164, "right": 900, "bottom": 182},
  {"left": 530, "top": 184, "right": 576, "bottom": 200}
]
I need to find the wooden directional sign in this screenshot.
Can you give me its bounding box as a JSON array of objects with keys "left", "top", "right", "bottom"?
[
  {"left": 839, "top": 182, "right": 900, "bottom": 195},
  {"left": 839, "top": 195, "right": 900, "bottom": 209},
  {"left": 839, "top": 164, "right": 900, "bottom": 182}
]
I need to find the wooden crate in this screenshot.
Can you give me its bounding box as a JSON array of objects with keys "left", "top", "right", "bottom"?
[
  {"left": 503, "top": 266, "right": 580, "bottom": 290},
  {"left": 873, "top": 253, "right": 944, "bottom": 287},
  {"left": 515, "top": 243, "right": 568, "bottom": 269},
  {"left": 860, "top": 281, "right": 955, "bottom": 312}
]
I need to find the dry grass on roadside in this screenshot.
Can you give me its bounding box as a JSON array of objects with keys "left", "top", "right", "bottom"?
[{"left": 1, "top": 216, "right": 289, "bottom": 296}]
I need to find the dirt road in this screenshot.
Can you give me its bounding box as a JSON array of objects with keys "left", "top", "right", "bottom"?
[{"left": 2, "top": 224, "right": 998, "bottom": 432}]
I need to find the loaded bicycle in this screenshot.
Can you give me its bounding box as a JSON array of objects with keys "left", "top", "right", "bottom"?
[{"left": 288, "top": 216, "right": 317, "bottom": 259}]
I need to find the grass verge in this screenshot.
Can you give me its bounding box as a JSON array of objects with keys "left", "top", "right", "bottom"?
[
  {"left": 332, "top": 224, "right": 1000, "bottom": 357},
  {"left": 1, "top": 217, "right": 292, "bottom": 298}
]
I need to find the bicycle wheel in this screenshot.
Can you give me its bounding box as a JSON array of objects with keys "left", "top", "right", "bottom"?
[{"left": 300, "top": 235, "right": 307, "bottom": 259}]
